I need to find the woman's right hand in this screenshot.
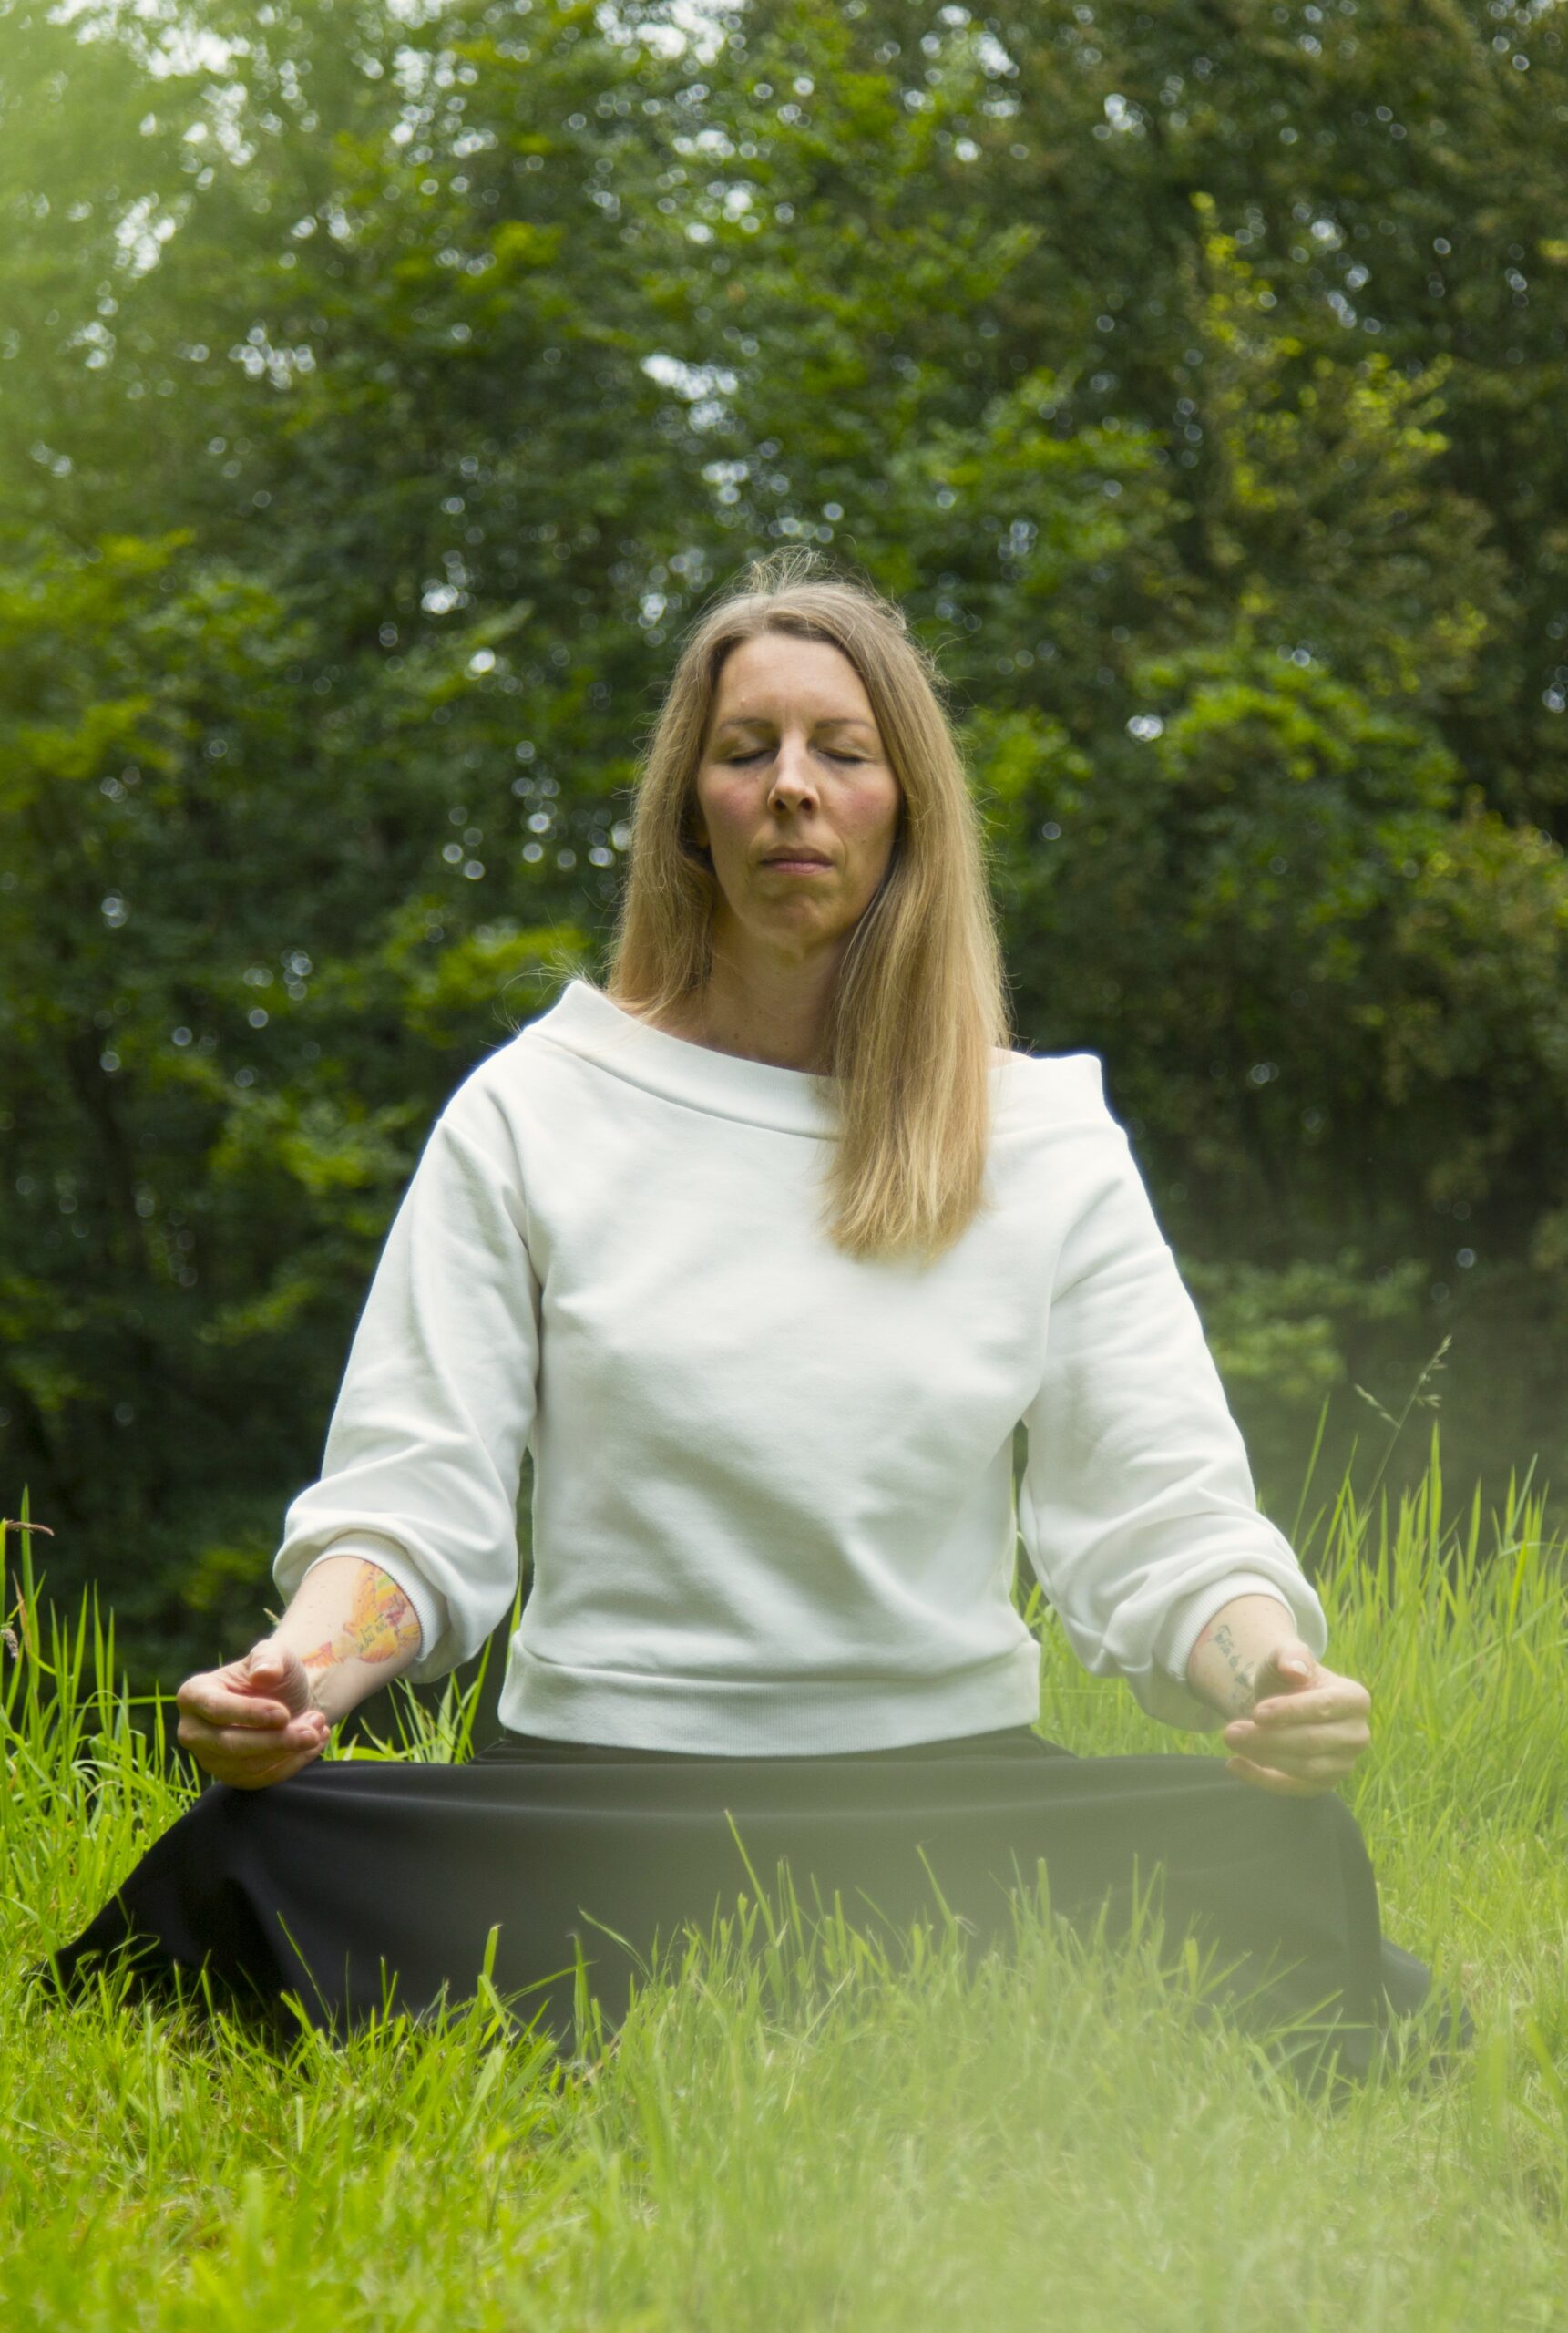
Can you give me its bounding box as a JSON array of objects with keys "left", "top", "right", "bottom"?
[{"left": 175, "top": 1639, "right": 331, "bottom": 1790}]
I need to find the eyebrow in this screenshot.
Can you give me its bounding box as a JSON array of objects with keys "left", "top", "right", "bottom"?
[{"left": 713, "top": 714, "right": 877, "bottom": 737}]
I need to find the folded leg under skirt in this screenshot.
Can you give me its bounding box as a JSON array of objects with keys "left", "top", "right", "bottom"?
[{"left": 34, "top": 1726, "right": 1470, "bottom": 2091}]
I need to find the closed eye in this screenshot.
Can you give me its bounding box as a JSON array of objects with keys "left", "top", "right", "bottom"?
[{"left": 728, "top": 748, "right": 862, "bottom": 765}]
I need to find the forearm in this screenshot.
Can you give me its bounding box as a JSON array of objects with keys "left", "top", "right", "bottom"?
[
  {"left": 1185, "top": 1592, "right": 1299, "bottom": 1719},
  {"left": 264, "top": 1553, "right": 423, "bottom": 1724}
]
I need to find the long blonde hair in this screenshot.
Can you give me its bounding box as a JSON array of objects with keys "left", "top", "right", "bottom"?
[{"left": 596, "top": 548, "right": 1011, "bottom": 1264}]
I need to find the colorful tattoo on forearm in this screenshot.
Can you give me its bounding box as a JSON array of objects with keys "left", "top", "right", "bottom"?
[{"left": 300, "top": 1564, "right": 421, "bottom": 1675}]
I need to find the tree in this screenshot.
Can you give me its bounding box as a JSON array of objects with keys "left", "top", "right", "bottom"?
[{"left": 5, "top": 0, "right": 1568, "bottom": 1680}]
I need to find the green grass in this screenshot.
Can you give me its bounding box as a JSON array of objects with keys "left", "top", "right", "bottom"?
[{"left": 4, "top": 1417, "right": 1567, "bottom": 2332}]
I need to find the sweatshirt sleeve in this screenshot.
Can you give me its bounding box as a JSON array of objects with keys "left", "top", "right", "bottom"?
[
  {"left": 1017, "top": 1083, "right": 1326, "bottom": 1732},
  {"left": 271, "top": 1068, "right": 540, "bottom": 1686}
]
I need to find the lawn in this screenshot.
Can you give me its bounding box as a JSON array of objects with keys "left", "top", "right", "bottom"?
[{"left": 4, "top": 1430, "right": 1566, "bottom": 2333}]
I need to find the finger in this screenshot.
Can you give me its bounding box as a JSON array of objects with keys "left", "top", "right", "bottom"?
[
  {"left": 1225, "top": 1718, "right": 1371, "bottom": 1758},
  {"left": 177, "top": 1683, "right": 293, "bottom": 1730},
  {"left": 1225, "top": 1755, "right": 1334, "bottom": 1798},
  {"left": 179, "top": 1716, "right": 326, "bottom": 1760},
  {"left": 1235, "top": 1739, "right": 1365, "bottom": 1781},
  {"left": 198, "top": 1744, "right": 319, "bottom": 1790},
  {"left": 227, "top": 1744, "right": 321, "bottom": 1790},
  {"left": 1228, "top": 1732, "right": 1366, "bottom": 1775},
  {"left": 241, "top": 1642, "right": 293, "bottom": 1680},
  {"left": 203, "top": 1711, "right": 326, "bottom": 1750},
  {"left": 1248, "top": 1682, "right": 1361, "bottom": 1723},
  {"left": 1247, "top": 1683, "right": 1369, "bottom": 1727},
  {"left": 1249, "top": 1749, "right": 1362, "bottom": 1784}
]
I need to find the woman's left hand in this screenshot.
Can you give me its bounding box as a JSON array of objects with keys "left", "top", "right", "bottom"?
[{"left": 1222, "top": 1639, "right": 1372, "bottom": 1797}]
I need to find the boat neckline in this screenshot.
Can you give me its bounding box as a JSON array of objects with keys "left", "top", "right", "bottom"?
[
  {"left": 564, "top": 975, "right": 1040, "bottom": 1082},
  {"left": 526, "top": 978, "right": 1099, "bottom": 1142}
]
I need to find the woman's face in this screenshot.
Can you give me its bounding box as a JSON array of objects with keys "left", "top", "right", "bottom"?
[{"left": 692, "top": 632, "right": 903, "bottom": 966}]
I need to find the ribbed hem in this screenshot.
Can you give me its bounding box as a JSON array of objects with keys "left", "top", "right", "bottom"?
[{"left": 497, "top": 1638, "right": 1045, "bottom": 1756}]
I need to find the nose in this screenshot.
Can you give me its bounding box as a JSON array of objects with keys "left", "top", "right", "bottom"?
[{"left": 768, "top": 736, "right": 819, "bottom": 810}]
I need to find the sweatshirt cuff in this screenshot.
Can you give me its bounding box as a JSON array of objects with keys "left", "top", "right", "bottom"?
[{"left": 298, "top": 1533, "right": 450, "bottom": 1670}]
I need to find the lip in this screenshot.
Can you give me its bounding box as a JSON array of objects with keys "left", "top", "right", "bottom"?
[{"left": 759, "top": 850, "right": 834, "bottom": 869}]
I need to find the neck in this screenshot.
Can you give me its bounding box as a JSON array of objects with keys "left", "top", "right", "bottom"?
[{"left": 673, "top": 930, "right": 846, "bottom": 1073}]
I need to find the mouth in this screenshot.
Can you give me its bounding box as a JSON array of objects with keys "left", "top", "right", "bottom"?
[{"left": 760, "top": 850, "right": 834, "bottom": 870}]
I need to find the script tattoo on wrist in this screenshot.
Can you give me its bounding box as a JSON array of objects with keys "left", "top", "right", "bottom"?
[
  {"left": 1205, "top": 1621, "right": 1256, "bottom": 1715},
  {"left": 301, "top": 1565, "right": 420, "bottom": 1675}
]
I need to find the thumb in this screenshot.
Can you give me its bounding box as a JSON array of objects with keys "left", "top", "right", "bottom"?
[
  {"left": 1264, "top": 1641, "right": 1317, "bottom": 1693},
  {"left": 243, "top": 1639, "right": 302, "bottom": 1701},
  {"left": 245, "top": 1638, "right": 319, "bottom": 1718}
]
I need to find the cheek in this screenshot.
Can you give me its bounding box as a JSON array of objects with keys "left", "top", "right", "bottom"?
[
  {"left": 845, "top": 786, "right": 902, "bottom": 868},
  {"left": 698, "top": 778, "right": 751, "bottom": 852}
]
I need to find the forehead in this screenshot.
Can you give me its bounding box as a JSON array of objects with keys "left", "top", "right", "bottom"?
[{"left": 710, "top": 633, "right": 879, "bottom": 730}]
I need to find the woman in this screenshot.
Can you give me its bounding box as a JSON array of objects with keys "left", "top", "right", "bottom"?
[{"left": 45, "top": 550, "right": 1460, "bottom": 2085}]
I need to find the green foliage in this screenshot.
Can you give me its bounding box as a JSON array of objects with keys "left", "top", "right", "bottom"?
[{"left": 4, "top": 1, "right": 1568, "bottom": 1677}]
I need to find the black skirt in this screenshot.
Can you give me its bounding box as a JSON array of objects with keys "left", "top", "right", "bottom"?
[{"left": 37, "top": 1724, "right": 1462, "bottom": 2090}]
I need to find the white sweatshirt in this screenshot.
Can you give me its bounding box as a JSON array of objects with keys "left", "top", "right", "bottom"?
[{"left": 272, "top": 978, "right": 1325, "bottom": 1752}]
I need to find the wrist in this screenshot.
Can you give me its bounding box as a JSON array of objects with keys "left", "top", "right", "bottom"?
[
  {"left": 292, "top": 1654, "right": 366, "bottom": 1727},
  {"left": 1193, "top": 1659, "right": 1258, "bottom": 1721},
  {"left": 268, "top": 1554, "right": 424, "bottom": 1724},
  {"left": 1186, "top": 1592, "right": 1300, "bottom": 1718}
]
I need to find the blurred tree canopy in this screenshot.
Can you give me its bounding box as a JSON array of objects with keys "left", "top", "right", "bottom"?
[{"left": 3, "top": 0, "right": 1566, "bottom": 1682}]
